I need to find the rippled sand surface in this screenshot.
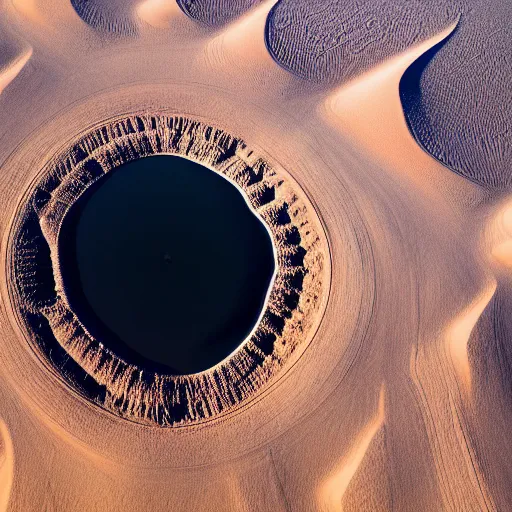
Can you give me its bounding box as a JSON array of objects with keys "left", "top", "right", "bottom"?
[{"left": 0, "top": 1, "right": 511, "bottom": 510}]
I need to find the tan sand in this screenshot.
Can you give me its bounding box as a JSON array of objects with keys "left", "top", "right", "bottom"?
[
  {"left": 320, "top": 386, "right": 385, "bottom": 511},
  {"left": 0, "top": 37, "right": 31, "bottom": 96},
  {"left": 0, "top": 1, "right": 510, "bottom": 510},
  {"left": 0, "top": 421, "right": 13, "bottom": 512}
]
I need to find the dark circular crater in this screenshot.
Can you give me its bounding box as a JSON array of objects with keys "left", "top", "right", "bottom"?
[{"left": 58, "top": 155, "right": 275, "bottom": 375}]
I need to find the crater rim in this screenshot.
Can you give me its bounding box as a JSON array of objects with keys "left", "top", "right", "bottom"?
[{"left": 8, "top": 113, "right": 329, "bottom": 427}]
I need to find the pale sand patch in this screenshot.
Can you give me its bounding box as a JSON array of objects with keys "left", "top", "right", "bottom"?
[
  {"left": 0, "top": 46, "right": 32, "bottom": 96},
  {"left": 319, "top": 386, "right": 385, "bottom": 512},
  {"left": 137, "top": 0, "right": 186, "bottom": 28},
  {"left": 0, "top": 421, "right": 13, "bottom": 512}
]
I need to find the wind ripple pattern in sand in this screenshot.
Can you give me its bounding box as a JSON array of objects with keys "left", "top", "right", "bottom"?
[
  {"left": 70, "top": 0, "right": 141, "bottom": 34},
  {"left": 264, "top": 0, "right": 512, "bottom": 188},
  {"left": 176, "top": 0, "right": 263, "bottom": 25},
  {"left": 400, "top": 0, "right": 512, "bottom": 188},
  {"left": 68, "top": 0, "right": 512, "bottom": 190}
]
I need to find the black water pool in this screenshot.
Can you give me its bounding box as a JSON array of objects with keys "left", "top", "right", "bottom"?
[{"left": 59, "top": 155, "right": 275, "bottom": 375}]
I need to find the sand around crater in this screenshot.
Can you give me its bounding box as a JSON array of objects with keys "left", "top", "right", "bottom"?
[{"left": 0, "top": 0, "right": 511, "bottom": 510}]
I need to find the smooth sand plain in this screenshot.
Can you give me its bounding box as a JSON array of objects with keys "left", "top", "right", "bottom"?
[{"left": 0, "top": 1, "right": 511, "bottom": 511}]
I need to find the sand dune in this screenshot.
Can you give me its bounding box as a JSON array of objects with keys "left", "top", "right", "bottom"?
[
  {"left": 265, "top": 0, "right": 512, "bottom": 188},
  {"left": 0, "top": 0, "right": 511, "bottom": 510},
  {"left": 265, "top": 0, "right": 459, "bottom": 83},
  {"left": 400, "top": 0, "right": 512, "bottom": 188},
  {"left": 320, "top": 386, "right": 385, "bottom": 511},
  {"left": 0, "top": 36, "right": 31, "bottom": 96}
]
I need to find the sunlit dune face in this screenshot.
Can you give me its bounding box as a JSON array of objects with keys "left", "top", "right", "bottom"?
[{"left": 8, "top": 114, "right": 328, "bottom": 426}]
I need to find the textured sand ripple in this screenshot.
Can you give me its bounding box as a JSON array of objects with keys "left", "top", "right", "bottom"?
[
  {"left": 266, "top": 0, "right": 512, "bottom": 189},
  {"left": 70, "top": 0, "right": 141, "bottom": 35},
  {"left": 400, "top": 0, "right": 512, "bottom": 189},
  {"left": 265, "top": 0, "right": 459, "bottom": 83},
  {"left": 177, "top": 0, "right": 263, "bottom": 26}
]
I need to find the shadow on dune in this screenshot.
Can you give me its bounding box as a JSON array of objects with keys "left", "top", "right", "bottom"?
[
  {"left": 399, "top": 24, "right": 459, "bottom": 177},
  {"left": 176, "top": 0, "right": 263, "bottom": 26},
  {"left": 70, "top": 0, "right": 139, "bottom": 35}
]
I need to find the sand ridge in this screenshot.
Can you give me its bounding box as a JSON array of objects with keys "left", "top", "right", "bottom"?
[{"left": 177, "top": 0, "right": 262, "bottom": 26}]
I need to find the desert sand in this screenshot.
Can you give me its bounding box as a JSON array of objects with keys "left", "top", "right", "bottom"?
[{"left": 0, "top": 1, "right": 511, "bottom": 511}]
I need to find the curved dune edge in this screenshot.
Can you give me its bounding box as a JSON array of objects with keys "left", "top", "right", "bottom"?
[
  {"left": 264, "top": 0, "right": 459, "bottom": 84},
  {"left": 8, "top": 114, "right": 329, "bottom": 427},
  {"left": 0, "top": 46, "right": 32, "bottom": 96},
  {"left": 321, "top": 21, "right": 460, "bottom": 197},
  {"left": 340, "top": 427, "right": 392, "bottom": 511},
  {"left": 399, "top": 3, "right": 512, "bottom": 189},
  {"left": 204, "top": 0, "right": 279, "bottom": 68},
  {"left": 0, "top": 420, "right": 13, "bottom": 512},
  {"left": 319, "top": 386, "right": 385, "bottom": 511},
  {"left": 199, "top": 0, "right": 295, "bottom": 97},
  {"left": 70, "top": 0, "right": 140, "bottom": 35},
  {"left": 446, "top": 280, "right": 497, "bottom": 393}
]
